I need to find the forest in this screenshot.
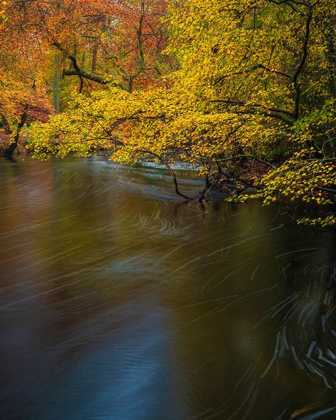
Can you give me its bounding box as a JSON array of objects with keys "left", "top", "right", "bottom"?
[{"left": 0, "top": 0, "right": 336, "bottom": 226}]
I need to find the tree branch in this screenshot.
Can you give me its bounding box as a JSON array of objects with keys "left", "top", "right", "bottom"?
[
  {"left": 137, "top": 150, "right": 191, "bottom": 200},
  {"left": 215, "top": 63, "right": 292, "bottom": 85},
  {"left": 52, "top": 41, "right": 127, "bottom": 90},
  {"left": 293, "top": 7, "right": 313, "bottom": 119}
]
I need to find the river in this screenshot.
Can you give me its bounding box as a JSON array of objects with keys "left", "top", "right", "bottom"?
[{"left": 0, "top": 156, "right": 335, "bottom": 420}]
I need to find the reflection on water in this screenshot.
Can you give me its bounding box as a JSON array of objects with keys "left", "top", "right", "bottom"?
[{"left": 0, "top": 156, "right": 335, "bottom": 420}]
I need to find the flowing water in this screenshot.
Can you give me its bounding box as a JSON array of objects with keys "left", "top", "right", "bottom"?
[{"left": 0, "top": 156, "right": 335, "bottom": 420}]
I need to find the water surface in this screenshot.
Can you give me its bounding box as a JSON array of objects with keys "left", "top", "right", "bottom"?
[{"left": 0, "top": 157, "right": 335, "bottom": 419}]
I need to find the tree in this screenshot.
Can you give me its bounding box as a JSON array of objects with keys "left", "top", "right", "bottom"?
[
  {"left": 17, "top": 0, "right": 169, "bottom": 92},
  {"left": 21, "top": 0, "right": 336, "bottom": 224},
  {"left": 0, "top": 3, "right": 53, "bottom": 156},
  {"left": 0, "top": 0, "right": 170, "bottom": 155}
]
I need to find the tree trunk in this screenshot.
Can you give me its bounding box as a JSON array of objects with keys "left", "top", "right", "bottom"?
[
  {"left": 92, "top": 43, "right": 98, "bottom": 73},
  {"left": 53, "top": 53, "right": 61, "bottom": 114},
  {"left": 3, "top": 111, "right": 27, "bottom": 157}
]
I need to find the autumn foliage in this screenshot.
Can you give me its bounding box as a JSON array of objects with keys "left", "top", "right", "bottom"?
[{"left": 1, "top": 0, "right": 336, "bottom": 225}]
